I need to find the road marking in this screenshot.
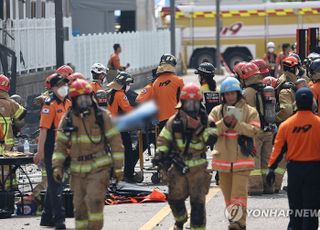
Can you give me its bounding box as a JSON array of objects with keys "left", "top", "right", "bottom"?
[
  {"left": 138, "top": 186, "right": 220, "bottom": 230},
  {"left": 168, "top": 187, "right": 220, "bottom": 230}
]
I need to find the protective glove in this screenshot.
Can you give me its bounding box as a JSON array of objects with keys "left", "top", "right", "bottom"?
[
  {"left": 266, "top": 168, "right": 275, "bottom": 186},
  {"left": 53, "top": 168, "right": 63, "bottom": 183}
]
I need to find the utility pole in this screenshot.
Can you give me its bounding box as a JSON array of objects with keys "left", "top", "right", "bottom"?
[
  {"left": 170, "top": 0, "right": 176, "bottom": 56},
  {"left": 55, "top": 0, "right": 64, "bottom": 67},
  {"left": 215, "top": 0, "right": 222, "bottom": 74}
]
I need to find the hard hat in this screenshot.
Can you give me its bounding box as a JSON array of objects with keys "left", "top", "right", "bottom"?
[
  {"left": 107, "top": 72, "right": 134, "bottom": 90},
  {"left": 180, "top": 83, "right": 203, "bottom": 101},
  {"left": 0, "top": 74, "right": 10, "bottom": 93},
  {"left": 307, "top": 52, "right": 320, "bottom": 61},
  {"left": 220, "top": 77, "right": 242, "bottom": 94},
  {"left": 282, "top": 56, "right": 299, "bottom": 68},
  {"left": 267, "top": 42, "right": 275, "bottom": 49},
  {"left": 69, "top": 79, "right": 93, "bottom": 98},
  {"left": 159, "top": 54, "right": 177, "bottom": 66},
  {"left": 240, "top": 62, "right": 261, "bottom": 79},
  {"left": 45, "top": 73, "right": 69, "bottom": 90},
  {"left": 96, "top": 90, "right": 108, "bottom": 107},
  {"left": 55, "top": 65, "right": 74, "bottom": 76},
  {"left": 91, "top": 63, "right": 108, "bottom": 75},
  {"left": 262, "top": 76, "right": 278, "bottom": 88},
  {"left": 195, "top": 62, "right": 216, "bottom": 75},
  {"left": 233, "top": 62, "right": 247, "bottom": 76},
  {"left": 67, "top": 72, "right": 86, "bottom": 83},
  {"left": 251, "top": 59, "right": 269, "bottom": 74}
]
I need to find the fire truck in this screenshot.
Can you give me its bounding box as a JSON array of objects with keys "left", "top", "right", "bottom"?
[{"left": 161, "top": 1, "right": 320, "bottom": 69}]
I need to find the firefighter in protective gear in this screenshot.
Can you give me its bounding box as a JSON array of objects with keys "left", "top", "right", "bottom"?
[
  {"left": 9, "top": 94, "right": 25, "bottom": 137},
  {"left": 251, "top": 59, "right": 270, "bottom": 78},
  {"left": 262, "top": 76, "right": 278, "bottom": 88},
  {"left": 153, "top": 83, "right": 217, "bottom": 230},
  {"left": 240, "top": 62, "right": 276, "bottom": 195},
  {"left": 153, "top": 54, "right": 184, "bottom": 129},
  {"left": 107, "top": 72, "right": 140, "bottom": 181},
  {"left": 33, "top": 73, "right": 70, "bottom": 229},
  {"left": 195, "top": 62, "right": 219, "bottom": 114},
  {"left": 263, "top": 42, "right": 277, "bottom": 77},
  {"left": 309, "top": 59, "right": 320, "bottom": 115},
  {"left": 90, "top": 63, "right": 108, "bottom": 93},
  {"left": 267, "top": 88, "right": 320, "bottom": 230},
  {"left": 56, "top": 65, "right": 74, "bottom": 78},
  {"left": 271, "top": 56, "right": 299, "bottom": 192},
  {"left": 52, "top": 79, "right": 124, "bottom": 230},
  {"left": 0, "top": 74, "right": 26, "bottom": 190},
  {"left": 209, "top": 77, "right": 261, "bottom": 230}
]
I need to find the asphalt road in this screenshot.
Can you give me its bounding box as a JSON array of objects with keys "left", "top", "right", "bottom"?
[{"left": 2, "top": 70, "right": 311, "bottom": 230}]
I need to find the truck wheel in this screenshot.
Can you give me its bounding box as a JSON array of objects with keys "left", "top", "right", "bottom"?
[
  {"left": 224, "top": 51, "right": 250, "bottom": 71},
  {"left": 191, "top": 50, "right": 215, "bottom": 68}
]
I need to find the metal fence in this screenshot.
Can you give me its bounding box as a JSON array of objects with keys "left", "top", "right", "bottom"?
[{"left": 0, "top": 17, "right": 181, "bottom": 77}]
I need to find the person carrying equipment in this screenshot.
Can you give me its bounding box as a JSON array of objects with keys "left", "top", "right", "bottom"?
[
  {"left": 195, "top": 62, "right": 219, "bottom": 114},
  {"left": 267, "top": 88, "right": 320, "bottom": 230},
  {"left": 52, "top": 79, "right": 124, "bottom": 230},
  {"left": 240, "top": 62, "right": 276, "bottom": 195},
  {"left": 152, "top": 54, "right": 184, "bottom": 130},
  {"left": 33, "top": 73, "right": 71, "bottom": 229},
  {"left": 209, "top": 77, "right": 261, "bottom": 230},
  {"left": 90, "top": 63, "right": 108, "bottom": 93},
  {"left": 273, "top": 56, "right": 299, "bottom": 192},
  {"left": 153, "top": 83, "right": 217, "bottom": 230}
]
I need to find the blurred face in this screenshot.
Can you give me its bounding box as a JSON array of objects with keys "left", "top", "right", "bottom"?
[
  {"left": 268, "top": 47, "right": 275, "bottom": 53},
  {"left": 117, "top": 47, "right": 122, "bottom": 54},
  {"left": 224, "top": 91, "right": 238, "bottom": 105}
]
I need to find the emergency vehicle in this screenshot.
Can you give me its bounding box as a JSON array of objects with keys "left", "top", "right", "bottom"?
[{"left": 160, "top": 1, "right": 320, "bottom": 69}]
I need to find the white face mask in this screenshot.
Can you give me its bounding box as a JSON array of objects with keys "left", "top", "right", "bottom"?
[
  {"left": 125, "top": 85, "right": 131, "bottom": 92},
  {"left": 268, "top": 48, "right": 275, "bottom": 53},
  {"left": 57, "top": 85, "right": 69, "bottom": 98}
]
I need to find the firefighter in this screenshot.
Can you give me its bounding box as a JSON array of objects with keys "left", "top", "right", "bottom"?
[
  {"left": 52, "top": 79, "right": 124, "bottom": 230},
  {"left": 273, "top": 56, "right": 299, "bottom": 192},
  {"left": 152, "top": 54, "right": 184, "bottom": 130},
  {"left": 90, "top": 63, "right": 108, "bottom": 93},
  {"left": 0, "top": 74, "right": 26, "bottom": 190},
  {"left": 209, "top": 77, "right": 261, "bottom": 230},
  {"left": 309, "top": 59, "right": 320, "bottom": 115},
  {"left": 251, "top": 59, "right": 270, "bottom": 78},
  {"left": 195, "top": 62, "right": 219, "bottom": 113},
  {"left": 107, "top": 72, "right": 141, "bottom": 182},
  {"left": 153, "top": 83, "right": 217, "bottom": 230},
  {"left": 263, "top": 42, "right": 277, "bottom": 77},
  {"left": 240, "top": 62, "right": 276, "bottom": 195},
  {"left": 33, "top": 73, "right": 71, "bottom": 229},
  {"left": 9, "top": 94, "right": 25, "bottom": 137},
  {"left": 267, "top": 87, "right": 320, "bottom": 230}
]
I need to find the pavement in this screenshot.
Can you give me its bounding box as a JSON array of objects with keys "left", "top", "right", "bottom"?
[{"left": 1, "top": 70, "right": 310, "bottom": 230}]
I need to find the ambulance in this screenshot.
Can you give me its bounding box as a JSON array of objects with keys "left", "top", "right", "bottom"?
[{"left": 160, "top": 1, "right": 320, "bottom": 69}]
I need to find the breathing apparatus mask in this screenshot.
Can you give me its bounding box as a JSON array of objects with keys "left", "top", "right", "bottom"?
[
  {"left": 182, "top": 100, "right": 201, "bottom": 118},
  {"left": 73, "top": 95, "right": 93, "bottom": 117}
]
